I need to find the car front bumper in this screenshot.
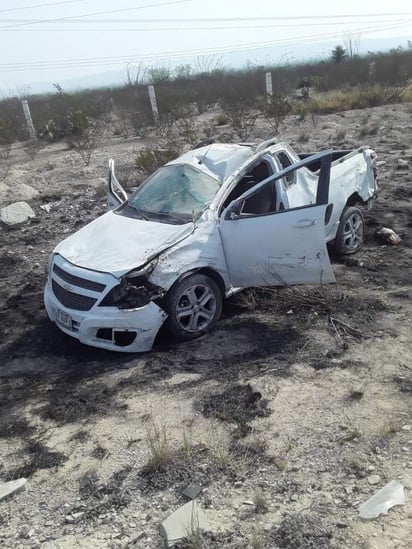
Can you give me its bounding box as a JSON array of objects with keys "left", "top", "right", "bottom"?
[{"left": 44, "top": 279, "right": 168, "bottom": 353}]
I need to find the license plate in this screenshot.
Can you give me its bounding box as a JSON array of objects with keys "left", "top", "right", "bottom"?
[{"left": 56, "top": 308, "right": 72, "bottom": 330}]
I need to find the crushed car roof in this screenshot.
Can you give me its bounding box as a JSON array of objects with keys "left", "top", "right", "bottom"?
[{"left": 167, "top": 143, "right": 254, "bottom": 183}]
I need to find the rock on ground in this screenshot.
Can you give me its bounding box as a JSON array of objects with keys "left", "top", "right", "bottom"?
[
  {"left": 0, "top": 478, "right": 27, "bottom": 501},
  {"left": 0, "top": 201, "right": 36, "bottom": 226}
]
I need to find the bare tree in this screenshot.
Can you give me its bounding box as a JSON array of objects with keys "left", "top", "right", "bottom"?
[
  {"left": 343, "top": 32, "right": 361, "bottom": 60},
  {"left": 194, "top": 54, "right": 222, "bottom": 75},
  {"left": 123, "top": 62, "right": 146, "bottom": 87}
]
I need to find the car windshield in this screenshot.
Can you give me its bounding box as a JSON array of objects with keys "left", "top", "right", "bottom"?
[{"left": 123, "top": 164, "right": 221, "bottom": 224}]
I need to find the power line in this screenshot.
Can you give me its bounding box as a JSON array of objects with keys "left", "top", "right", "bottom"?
[
  {"left": 0, "top": 0, "right": 193, "bottom": 29},
  {"left": 1, "top": 12, "right": 412, "bottom": 23},
  {"left": 1, "top": 20, "right": 408, "bottom": 72},
  {"left": 0, "top": 0, "right": 88, "bottom": 13},
  {"left": 1, "top": 19, "right": 410, "bottom": 32}
]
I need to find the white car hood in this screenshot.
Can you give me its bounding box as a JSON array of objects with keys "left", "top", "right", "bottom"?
[{"left": 54, "top": 210, "right": 193, "bottom": 276}]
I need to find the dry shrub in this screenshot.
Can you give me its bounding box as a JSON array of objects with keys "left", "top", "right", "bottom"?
[
  {"left": 308, "top": 86, "right": 386, "bottom": 114},
  {"left": 135, "top": 145, "right": 180, "bottom": 177},
  {"left": 65, "top": 114, "right": 106, "bottom": 166},
  {"left": 235, "top": 285, "right": 347, "bottom": 314},
  {"left": 401, "top": 84, "right": 412, "bottom": 102},
  {"left": 220, "top": 97, "right": 258, "bottom": 140},
  {"left": 270, "top": 512, "right": 334, "bottom": 548},
  {"left": 261, "top": 93, "right": 292, "bottom": 133}
]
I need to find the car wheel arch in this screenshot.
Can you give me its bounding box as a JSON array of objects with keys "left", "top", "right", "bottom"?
[
  {"left": 169, "top": 267, "right": 226, "bottom": 298},
  {"left": 346, "top": 191, "right": 364, "bottom": 207}
]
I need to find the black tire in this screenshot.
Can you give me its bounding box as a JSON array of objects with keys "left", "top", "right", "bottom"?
[
  {"left": 163, "top": 273, "right": 223, "bottom": 341},
  {"left": 334, "top": 206, "right": 365, "bottom": 255}
]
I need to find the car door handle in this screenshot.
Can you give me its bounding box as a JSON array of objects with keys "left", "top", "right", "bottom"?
[{"left": 293, "top": 219, "right": 318, "bottom": 228}]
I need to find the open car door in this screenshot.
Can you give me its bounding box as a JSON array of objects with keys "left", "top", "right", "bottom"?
[
  {"left": 107, "top": 159, "right": 128, "bottom": 210},
  {"left": 219, "top": 151, "right": 336, "bottom": 287}
]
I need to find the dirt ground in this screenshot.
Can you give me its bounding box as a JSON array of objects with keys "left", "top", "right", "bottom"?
[{"left": 0, "top": 103, "right": 411, "bottom": 549}]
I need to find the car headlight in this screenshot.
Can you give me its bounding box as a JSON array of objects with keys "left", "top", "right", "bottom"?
[
  {"left": 125, "top": 258, "right": 158, "bottom": 282},
  {"left": 99, "top": 258, "right": 164, "bottom": 309}
]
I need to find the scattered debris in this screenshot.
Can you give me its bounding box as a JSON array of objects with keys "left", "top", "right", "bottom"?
[
  {"left": 359, "top": 480, "right": 405, "bottom": 519},
  {"left": 0, "top": 201, "right": 35, "bottom": 227},
  {"left": 181, "top": 482, "right": 203, "bottom": 500},
  {"left": 376, "top": 227, "right": 402, "bottom": 245},
  {"left": 160, "top": 500, "right": 210, "bottom": 547},
  {"left": 0, "top": 478, "right": 27, "bottom": 501},
  {"left": 329, "top": 316, "right": 362, "bottom": 344},
  {"left": 124, "top": 530, "right": 146, "bottom": 547},
  {"left": 65, "top": 511, "right": 85, "bottom": 523},
  {"left": 40, "top": 203, "right": 52, "bottom": 213}
]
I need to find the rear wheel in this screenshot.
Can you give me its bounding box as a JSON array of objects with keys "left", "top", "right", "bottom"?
[
  {"left": 334, "top": 206, "right": 365, "bottom": 255},
  {"left": 163, "top": 273, "right": 223, "bottom": 341}
]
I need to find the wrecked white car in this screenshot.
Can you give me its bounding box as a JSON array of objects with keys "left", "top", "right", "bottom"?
[{"left": 44, "top": 139, "right": 377, "bottom": 352}]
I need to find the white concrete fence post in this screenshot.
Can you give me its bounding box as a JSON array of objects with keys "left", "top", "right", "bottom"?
[
  {"left": 369, "top": 61, "right": 376, "bottom": 83},
  {"left": 148, "top": 85, "right": 159, "bottom": 125},
  {"left": 265, "top": 72, "right": 273, "bottom": 102},
  {"left": 21, "top": 99, "right": 37, "bottom": 141}
]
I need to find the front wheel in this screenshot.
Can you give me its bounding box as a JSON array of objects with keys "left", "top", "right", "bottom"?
[
  {"left": 163, "top": 273, "right": 223, "bottom": 341},
  {"left": 334, "top": 206, "right": 365, "bottom": 255}
]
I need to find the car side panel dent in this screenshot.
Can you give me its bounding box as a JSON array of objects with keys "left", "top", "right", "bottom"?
[{"left": 149, "top": 221, "right": 230, "bottom": 293}]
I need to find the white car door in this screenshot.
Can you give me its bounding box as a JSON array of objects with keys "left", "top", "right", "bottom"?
[{"left": 219, "top": 151, "right": 336, "bottom": 287}]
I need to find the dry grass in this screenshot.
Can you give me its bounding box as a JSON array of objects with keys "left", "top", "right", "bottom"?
[
  {"left": 401, "top": 84, "right": 412, "bottom": 102},
  {"left": 307, "top": 86, "right": 386, "bottom": 114},
  {"left": 234, "top": 285, "right": 347, "bottom": 315}
]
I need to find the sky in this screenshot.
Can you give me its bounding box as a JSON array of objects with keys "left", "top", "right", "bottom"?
[{"left": 0, "top": 0, "right": 411, "bottom": 94}]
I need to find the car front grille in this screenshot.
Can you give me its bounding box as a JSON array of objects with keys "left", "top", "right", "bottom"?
[
  {"left": 53, "top": 264, "right": 106, "bottom": 292},
  {"left": 52, "top": 279, "right": 98, "bottom": 311}
]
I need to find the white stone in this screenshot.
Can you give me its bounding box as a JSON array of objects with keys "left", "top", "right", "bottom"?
[
  {"left": 161, "top": 373, "right": 203, "bottom": 386},
  {"left": 367, "top": 475, "right": 381, "bottom": 486},
  {"left": 0, "top": 201, "right": 35, "bottom": 226},
  {"left": 0, "top": 478, "right": 27, "bottom": 501}
]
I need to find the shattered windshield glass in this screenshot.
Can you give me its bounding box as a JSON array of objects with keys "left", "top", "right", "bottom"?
[{"left": 123, "top": 164, "right": 221, "bottom": 224}]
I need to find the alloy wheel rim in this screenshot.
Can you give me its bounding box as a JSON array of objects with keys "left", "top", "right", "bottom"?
[
  {"left": 176, "top": 284, "right": 217, "bottom": 332},
  {"left": 343, "top": 213, "right": 364, "bottom": 251}
]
